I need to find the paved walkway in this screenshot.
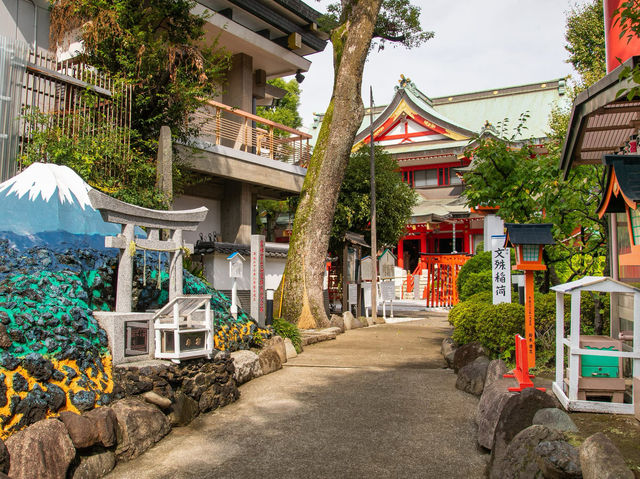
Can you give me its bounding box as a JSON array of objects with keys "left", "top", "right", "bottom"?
[{"left": 107, "top": 312, "right": 487, "bottom": 478}]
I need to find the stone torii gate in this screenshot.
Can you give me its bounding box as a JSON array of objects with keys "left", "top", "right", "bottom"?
[
  {"left": 89, "top": 189, "right": 211, "bottom": 364},
  {"left": 88, "top": 189, "right": 208, "bottom": 312}
]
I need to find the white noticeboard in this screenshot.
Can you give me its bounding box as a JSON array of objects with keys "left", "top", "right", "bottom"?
[
  {"left": 491, "top": 235, "right": 511, "bottom": 304},
  {"left": 362, "top": 282, "right": 372, "bottom": 308},
  {"left": 380, "top": 280, "right": 395, "bottom": 301},
  {"left": 348, "top": 283, "right": 358, "bottom": 306}
]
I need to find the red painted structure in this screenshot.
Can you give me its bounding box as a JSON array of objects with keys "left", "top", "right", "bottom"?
[{"left": 605, "top": 0, "right": 640, "bottom": 73}]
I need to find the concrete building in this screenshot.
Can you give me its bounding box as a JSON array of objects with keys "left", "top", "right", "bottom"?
[{"left": 0, "top": 0, "right": 328, "bottom": 305}]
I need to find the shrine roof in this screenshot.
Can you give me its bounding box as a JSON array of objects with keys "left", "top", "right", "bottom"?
[
  {"left": 551, "top": 276, "right": 640, "bottom": 294},
  {"left": 432, "top": 79, "right": 566, "bottom": 141},
  {"left": 410, "top": 195, "right": 473, "bottom": 223},
  {"left": 604, "top": 155, "right": 640, "bottom": 201},
  {"left": 309, "top": 78, "right": 566, "bottom": 147},
  {"left": 504, "top": 223, "right": 555, "bottom": 245}
]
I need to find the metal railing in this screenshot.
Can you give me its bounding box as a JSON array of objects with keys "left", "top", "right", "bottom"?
[
  {"left": 191, "top": 99, "right": 311, "bottom": 167},
  {"left": 13, "top": 46, "right": 132, "bottom": 178}
]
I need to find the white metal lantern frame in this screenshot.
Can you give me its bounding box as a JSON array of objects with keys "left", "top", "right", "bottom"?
[{"left": 551, "top": 276, "right": 640, "bottom": 414}]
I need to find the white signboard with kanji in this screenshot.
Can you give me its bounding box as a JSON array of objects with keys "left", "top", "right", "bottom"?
[{"left": 491, "top": 235, "right": 511, "bottom": 304}]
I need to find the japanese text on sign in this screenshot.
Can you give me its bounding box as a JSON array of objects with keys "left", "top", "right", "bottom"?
[{"left": 491, "top": 235, "right": 511, "bottom": 305}]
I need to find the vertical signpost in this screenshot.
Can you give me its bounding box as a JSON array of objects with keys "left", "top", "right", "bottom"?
[
  {"left": 491, "top": 235, "right": 511, "bottom": 305},
  {"left": 503, "top": 224, "right": 555, "bottom": 386},
  {"left": 251, "top": 234, "right": 266, "bottom": 326}
]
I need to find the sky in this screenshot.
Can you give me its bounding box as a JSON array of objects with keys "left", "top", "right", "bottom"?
[{"left": 294, "top": 0, "right": 592, "bottom": 127}]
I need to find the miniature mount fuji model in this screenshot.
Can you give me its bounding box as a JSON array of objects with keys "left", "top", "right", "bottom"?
[{"left": 0, "top": 163, "right": 120, "bottom": 249}]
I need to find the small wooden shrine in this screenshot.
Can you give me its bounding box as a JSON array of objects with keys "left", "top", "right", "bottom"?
[{"left": 551, "top": 276, "right": 640, "bottom": 415}]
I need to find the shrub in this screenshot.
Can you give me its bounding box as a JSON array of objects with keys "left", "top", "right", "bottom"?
[
  {"left": 460, "top": 270, "right": 493, "bottom": 301},
  {"left": 476, "top": 302, "right": 525, "bottom": 360},
  {"left": 449, "top": 301, "right": 489, "bottom": 345},
  {"left": 457, "top": 251, "right": 491, "bottom": 298},
  {"left": 272, "top": 317, "right": 302, "bottom": 353},
  {"left": 466, "top": 290, "right": 492, "bottom": 304}
]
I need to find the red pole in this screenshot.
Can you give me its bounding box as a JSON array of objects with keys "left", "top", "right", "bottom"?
[{"left": 524, "top": 270, "right": 536, "bottom": 367}]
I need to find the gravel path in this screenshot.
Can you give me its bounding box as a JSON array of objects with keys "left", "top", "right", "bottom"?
[{"left": 107, "top": 312, "right": 487, "bottom": 478}]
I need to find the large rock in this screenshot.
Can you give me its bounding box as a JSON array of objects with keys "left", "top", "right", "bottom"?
[
  {"left": 230, "top": 350, "right": 262, "bottom": 385},
  {"left": 329, "top": 314, "right": 345, "bottom": 332},
  {"left": 342, "top": 311, "right": 355, "bottom": 330},
  {"left": 445, "top": 350, "right": 456, "bottom": 369},
  {"left": 488, "top": 425, "right": 563, "bottom": 479},
  {"left": 283, "top": 338, "right": 297, "bottom": 359},
  {"left": 579, "top": 432, "right": 634, "bottom": 479},
  {"left": 111, "top": 398, "right": 171, "bottom": 462},
  {"left": 83, "top": 407, "right": 117, "bottom": 448},
  {"left": 263, "top": 336, "right": 287, "bottom": 364},
  {"left": 485, "top": 359, "right": 508, "bottom": 387},
  {"left": 489, "top": 387, "right": 558, "bottom": 472},
  {"left": 441, "top": 338, "right": 455, "bottom": 358},
  {"left": 70, "top": 449, "right": 116, "bottom": 479},
  {"left": 533, "top": 408, "right": 578, "bottom": 433},
  {"left": 59, "top": 411, "right": 99, "bottom": 449},
  {"left": 351, "top": 316, "right": 365, "bottom": 329},
  {"left": 6, "top": 419, "right": 75, "bottom": 479},
  {"left": 258, "top": 347, "right": 282, "bottom": 375},
  {"left": 535, "top": 440, "right": 582, "bottom": 479},
  {"left": 0, "top": 438, "right": 8, "bottom": 474},
  {"left": 476, "top": 378, "right": 517, "bottom": 449},
  {"left": 359, "top": 316, "right": 372, "bottom": 327},
  {"left": 452, "top": 342, "right": 486, "bottom": 373},
  {"left": 142, "top": 391, "right": 172, "bottom": 410},
  {"left": 168, "top": 391, "right": 199, "bottom": 427},
  {"left": 456, "top": 356, "right": 490, "bottom": 396}
]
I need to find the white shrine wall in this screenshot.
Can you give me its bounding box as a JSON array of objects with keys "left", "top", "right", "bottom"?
[{"left": 173, "top": 195, "right": 221, "bottom": 245}]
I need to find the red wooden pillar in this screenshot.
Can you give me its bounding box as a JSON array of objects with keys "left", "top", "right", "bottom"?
[
  {"left": 463, "top": 226, "right": 470, "bottom": 254},
  {"left": 420, "top": 234, "right": 427, "bottom": 256},
  {"left": 397, "top": 238, "right": 404, "bottom": 269}
]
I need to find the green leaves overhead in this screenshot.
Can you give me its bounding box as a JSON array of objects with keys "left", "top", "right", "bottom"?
[
  {"left": 331, "top": 146, "right": 418, "bottom": 253},
  {"left": 318, "top": 0, "right": 434, "bottom": 50}
]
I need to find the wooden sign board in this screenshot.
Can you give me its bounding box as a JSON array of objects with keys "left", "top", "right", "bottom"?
[
  {"left": 360, "top": 256, "right": 373, "bottom": 281},
  {"left": 378, "top": 249, "right": 396, "bottom": 279}
]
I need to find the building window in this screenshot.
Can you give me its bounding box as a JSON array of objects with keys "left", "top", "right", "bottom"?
[
  {"left": 629, "top": 208, "right": 640, "bottom": 245},
  {"left": 414, "top": 169, "right": 437, "bottom": 187},
  {"left": 522, "top": 244, "right": 540, "bottom": 262},
  {"left": 617, "top": 212, "right": 631, "bottom": 255}
]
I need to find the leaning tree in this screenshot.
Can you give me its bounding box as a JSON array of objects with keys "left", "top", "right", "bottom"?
[{"left": 280, "top": 0, "right": 432, "bottom": 328}]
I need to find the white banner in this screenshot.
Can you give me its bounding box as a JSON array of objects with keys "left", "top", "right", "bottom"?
[
  {"left": 491, "top": 235, "right": 511, "bottom": 304},
  {"left": 380, "top": 280, "right": 395, "bottom": 301}
]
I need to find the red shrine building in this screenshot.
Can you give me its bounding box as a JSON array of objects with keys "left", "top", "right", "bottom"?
[{"left": 312, "top": 76, "right": 566, "bottom": 271}]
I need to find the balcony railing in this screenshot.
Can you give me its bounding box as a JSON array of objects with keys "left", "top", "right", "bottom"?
[
  {"left": 191, "top": 99, "right": 311, "bottom": 167},
  {"left": 0, "top": 42, "right": 133, "bottom": 182}
]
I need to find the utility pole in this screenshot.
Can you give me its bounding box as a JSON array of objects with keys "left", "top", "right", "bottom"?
[{"left": 369, "top": 86, "right": 378, "bottom": 323}]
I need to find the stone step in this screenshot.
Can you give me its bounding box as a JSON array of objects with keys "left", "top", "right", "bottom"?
[{"left": 300, "top": 329, "right": 338, "bottom": 346}]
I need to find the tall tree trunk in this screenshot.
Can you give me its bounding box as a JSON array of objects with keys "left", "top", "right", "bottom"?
[{"left": 280, "top": 1, "right": 382, "bottom": 328}]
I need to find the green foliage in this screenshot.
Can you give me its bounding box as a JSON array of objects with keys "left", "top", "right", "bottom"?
[
  {"left": 456, "top": 251, "right": 491, "bottom": 298},
  {"left": 256, "top": 79, "right": 302, "bottom": 129},
  {"left": 331, "top": 146, "right": 418, "bottom": 253},
  {"left": 449, "top": 301, "right": 485, "bottom": 345},
  {"left": 463, "top": 117, "right": 608, "bottom": 289},
  {"left": 465, "top": 291, "right": 492, "bottom": 304},
  {"left": 476, "top": 303, "right": 526, "bottom": 360},
  {"left": 460, "top": 271, "right": 493, "bottom": 302},
  {"left": 50, "top": 0, "right": 231, "bottom": 161},
  {"left": 272, "top": 318, "right": 302, "bottom": 353},
  {"left": 318, "top": 0, "right": 434, "bottom": 50},
  {"left": 20, "top": 106, "right": 167, "bottom": 209},
  {"left": 565, "top": 0, "right": 606, "bottom": 87}
]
